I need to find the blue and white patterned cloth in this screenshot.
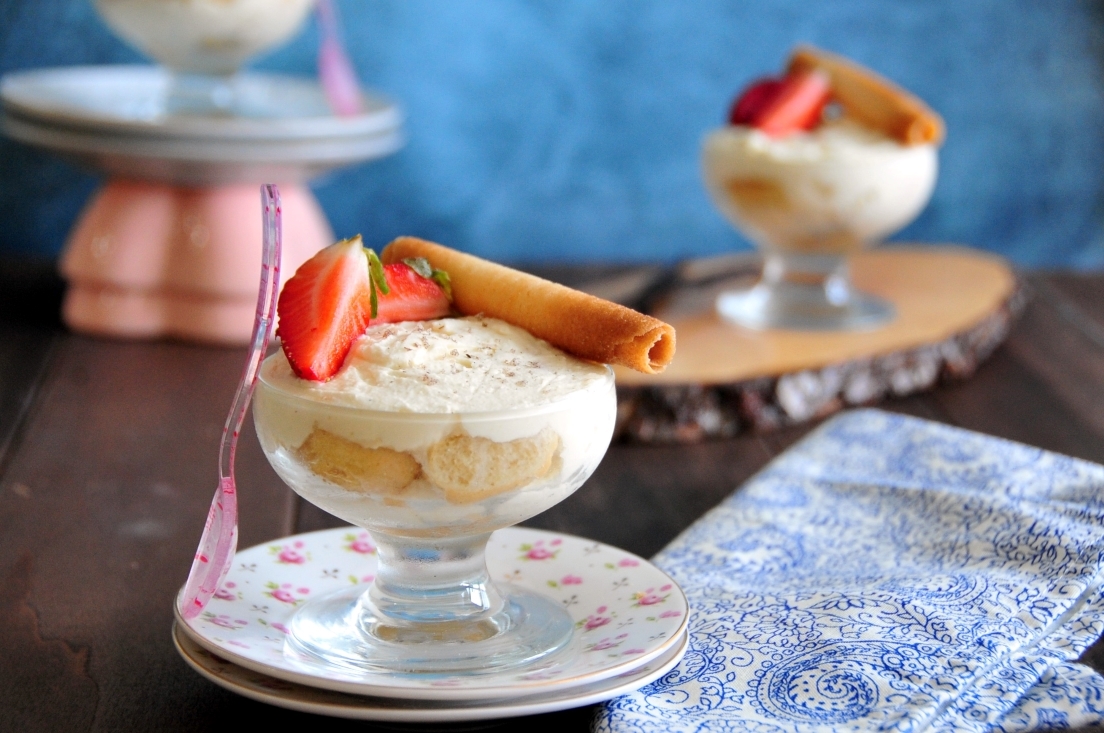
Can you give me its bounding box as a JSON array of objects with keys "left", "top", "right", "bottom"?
[{"left": 596, "top": 409, "right": 1104, "bottom": 732}]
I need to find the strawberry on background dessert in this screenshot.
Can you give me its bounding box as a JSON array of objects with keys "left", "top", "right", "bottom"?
[{"left": 702, "top": 46, "right": 943, "bottom": 257}]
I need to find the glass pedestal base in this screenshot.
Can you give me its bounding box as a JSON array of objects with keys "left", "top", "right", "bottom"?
[
  {"left": 286, "top": 583, "right": 574, "bottom": 676},
  {"left": 283, "top": 532, "right": 574, "bottom": 676},
  {"left": 717, "top": 253, "right": 895, "bottom": 331}
]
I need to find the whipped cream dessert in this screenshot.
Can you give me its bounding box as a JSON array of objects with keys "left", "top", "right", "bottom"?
[
  {"left": 702, "top": 119, "right": 937, "bottom": 255},
  {"left": 95, "top": 0, "right": 315, "bottom": 75},
  {"left": 264, "top": 316, "right": 610, "bottom": 413},
  {"left": 254, "top": 317, "right": 616, "bottom": 537}
]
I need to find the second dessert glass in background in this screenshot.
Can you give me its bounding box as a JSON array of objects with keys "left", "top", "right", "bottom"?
[
  {"left": 702, "top": 47, "right": 943, "bottom": 331},
  {"left": 94, "top": 0, "right": 316, "bottom": 115}
]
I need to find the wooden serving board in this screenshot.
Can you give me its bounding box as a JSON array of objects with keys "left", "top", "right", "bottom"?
[{"left": 613, "top": 246, "right": 1024, "bottom": 443}]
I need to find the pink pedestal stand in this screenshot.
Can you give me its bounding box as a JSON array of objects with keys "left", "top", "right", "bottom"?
[
  {"left": 1, "top": 66, "right": 403, "bottom": 345},
  {"left": 61, "top": 180, "right": 332, "bottom": 344}
]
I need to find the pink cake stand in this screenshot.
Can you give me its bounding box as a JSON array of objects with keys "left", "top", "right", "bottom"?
[{"left": 0, "top": 66, "right": 403, "bottom": 344}]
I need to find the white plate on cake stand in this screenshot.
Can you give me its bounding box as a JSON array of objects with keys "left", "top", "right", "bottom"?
[
  {"left": 175, "top": 526, "right": 689, "bottom": 702},
  {"left": 174, "top": 622, "right": 688, "bottom": 723},
  {"left": 0, "top": 66, "right": 403, "bottom": 184}
]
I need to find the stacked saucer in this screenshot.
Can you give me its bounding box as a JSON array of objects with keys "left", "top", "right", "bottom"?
[
  {"left": 174, "top": 526, "right": 689, "bottom": 722},
  {"left": 0, "top": 65, "right": 403, "bottom": 185}
]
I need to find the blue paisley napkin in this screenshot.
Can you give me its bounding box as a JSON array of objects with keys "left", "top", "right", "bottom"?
[{"left": 596, "top": 409, "right": 1104, "bottom": 732}]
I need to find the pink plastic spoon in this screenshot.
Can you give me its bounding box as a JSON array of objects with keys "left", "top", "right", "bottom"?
[
  {"left": 317, "top": 0, "right": 364, "bottom": 116},
  {"left": 179, "top": 184, "right": 282, "bottom": 620}
]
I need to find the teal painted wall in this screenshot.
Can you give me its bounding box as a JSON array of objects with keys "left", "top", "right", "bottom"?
[{"left": 2, "top": 1, "right": 1103, "bottom": 267}]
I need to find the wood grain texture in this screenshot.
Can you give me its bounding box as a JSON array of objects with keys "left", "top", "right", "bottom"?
[
  {"left": 0, "top": 336, "right": 294, "bottom": 730},
  {"left": 3, "top": 261, "right": 1104, "bottom": 730},
  {"left": 617, "top": 247, "right": 1015, "bottom": 386}
]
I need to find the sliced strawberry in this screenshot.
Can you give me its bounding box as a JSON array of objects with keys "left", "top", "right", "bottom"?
[
  {"left": 728, "top": 70, "right": 832, "bottom": 137},
  {"left": 728, "top": 77, "right": 784, "bottom": 125},
  {"left": 276, "top": 235, "right": 374, "bottom": 381},
  {"left": 374, "top": 258, "right": 452, "bottom": 324},
  {"left": 752, "top": 70, "right": 832, "bottom": 137}
]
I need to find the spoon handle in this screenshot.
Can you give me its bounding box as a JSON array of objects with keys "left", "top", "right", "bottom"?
[
  {"left": 179, "top": 185, "right": 282, "bottom": 619},
  {"left": 317, "top": 0, "right": 363, "bottom": 116}
]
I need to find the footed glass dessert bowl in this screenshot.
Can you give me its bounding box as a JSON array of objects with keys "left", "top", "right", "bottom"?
[
  {"left": 702, "top": 121, "right": 936, "bottom": 331},
  {"left": 94, "top": 0, "right": 316, "bottom": 115},
  {"left": 253, "top": 351, "right": 617, "bottom": 676},
  {"left": 702, "top": 47, "right": 943, "bottom": 332}
]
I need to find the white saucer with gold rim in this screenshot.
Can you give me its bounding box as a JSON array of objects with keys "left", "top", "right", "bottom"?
[{"left": 174, "top": 622, "right": 688, "bottom": 722}]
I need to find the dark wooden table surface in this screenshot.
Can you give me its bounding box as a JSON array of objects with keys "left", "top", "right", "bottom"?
[{"left": 2, "top": 260, "right": 1104, "bottom": 731}]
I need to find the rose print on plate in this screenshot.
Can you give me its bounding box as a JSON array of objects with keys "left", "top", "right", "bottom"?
[
  {"left": 344, "top": 532, "right": 376, "bottom": 555},
  {"left": 202, "top": 611, "right": 248, "bottom": 630},
  {"left": 213, "top": 581, "right": 240, "bottom": 601},
  {"left": 579, "top": 605, "right": 616, "bottom": 631},
  {"left": 547, "top": 574, "right": 583, "bottom": 588},
  {"left": 519, "top": 538, "right": 561, "bottom": 561},
  {"left": 632, "top": 584, "right": 673, "bottom": 607},
  {"left": 270, "top": 541, "right": 310, "bottom": 565},
  {"left": 265, "top": 582, "right": 310, "bottom": 606}
]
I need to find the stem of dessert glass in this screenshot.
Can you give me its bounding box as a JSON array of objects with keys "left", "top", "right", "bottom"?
[
  {"left": 359, "top": 532, "right": 507, "bottom": 637},
  {"left": 762, "top": 251, "right": 852, "bottom": 305}
]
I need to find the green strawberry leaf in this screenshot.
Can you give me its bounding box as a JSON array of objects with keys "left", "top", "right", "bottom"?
[
  {"left": 364, "top": 248, "right": 389, "bottom": 319},
  {"left": 402, "top": 257, "right": 433, "bottom": 278},
  {"left": 403, "top": 257, "right": 453, "bottom": 301},
  {"left": 367, "top": 249, "right": 389, "bottom": 294},
  {"left": 431, "top": 269, "right": 453, "bottom": 301}
]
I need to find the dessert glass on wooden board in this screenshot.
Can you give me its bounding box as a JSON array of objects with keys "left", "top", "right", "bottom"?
[{"left": 702, "top": 46, "right": 943, "bottom": 331}]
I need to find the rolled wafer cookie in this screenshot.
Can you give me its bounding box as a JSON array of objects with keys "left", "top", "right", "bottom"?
[
  {"left": 787, "top": 45, "right": 945, "bottom": 146},
  {"left": 381, "top": 237, "right": 676, "bottom": 374}
]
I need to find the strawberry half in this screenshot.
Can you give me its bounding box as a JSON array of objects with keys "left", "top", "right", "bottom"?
[
  {"left": 374, "top": 258, "right": 452, "bottom": 324},
  {"left": 276, "top": 235, "right": 376, "bottom": 381},
  {"left": 728, "top": 70, "right": 832, "bottom": 137},
  {"left": 728, "top": 77, "right": 784, "bottom": 126}
]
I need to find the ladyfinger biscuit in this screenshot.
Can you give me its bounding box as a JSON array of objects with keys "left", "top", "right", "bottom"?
[
  {"left": 298, "top": 427, "right": 421, "bottom": 494},
  {"left": 424, "top": 428, "right": 560, "bottom": 504}
]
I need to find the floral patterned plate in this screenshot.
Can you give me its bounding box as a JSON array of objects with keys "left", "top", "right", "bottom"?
[
  {"left": 173, "top": 622, "right": 687, "bottom": 722},
  {"left": 175, "top": 526, "right": 689, "bottom": 702}
]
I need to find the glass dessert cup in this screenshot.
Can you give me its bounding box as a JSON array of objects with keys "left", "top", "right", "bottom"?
[
  {"left": 253, "top": 359, "right": 617, "bottom": 676},
  {"left": 701, "top": 126, "right": 938, "bottom": 331},
  {"left": 93, "top": 0, "right": 316, "bottom": 116}
]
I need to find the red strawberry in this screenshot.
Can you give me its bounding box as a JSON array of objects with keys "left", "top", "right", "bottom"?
[
  {"left": 276, "top": 235, "right": 374, "bottom": 381},
  {"left": 728, "top": 77, "right": 784, "bottom": 125},
  {"left": 754, "top": 70, "right": 832, "bottom": 137},
  {"left": 374, "top": 258, "right": 452, "bottom": 323},
  {"left": 728, "top": 70, "right": 832, "bottom": 137}
]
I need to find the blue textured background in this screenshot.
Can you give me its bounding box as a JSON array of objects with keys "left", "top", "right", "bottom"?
[{"left": 2, "top": 0, "right": 1103, "bottom": 267}]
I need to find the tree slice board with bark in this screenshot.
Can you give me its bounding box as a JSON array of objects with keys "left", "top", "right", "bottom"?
[{"left": 613, "top": 246, "right": 1024, "bottom": 443}]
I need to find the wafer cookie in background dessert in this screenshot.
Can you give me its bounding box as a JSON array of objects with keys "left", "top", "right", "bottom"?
[{"left": 787, "top": 45, "right": 944, "bottom": 145}]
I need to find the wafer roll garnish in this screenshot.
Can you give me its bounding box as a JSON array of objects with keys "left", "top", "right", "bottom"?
[
  {"left": 787, "top": 45, "right": 944, "bottom": 146},
  {"left": 381, "top": 237, "right": 676, "bottom": 374}
]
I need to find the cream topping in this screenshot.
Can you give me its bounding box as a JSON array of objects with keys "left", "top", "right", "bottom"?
[
  {"left": 264, "top": 316, "right": 609, "bottom": 413},
  {"left": 701, "top": 118, "right": 938, "bottom": 248}
]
